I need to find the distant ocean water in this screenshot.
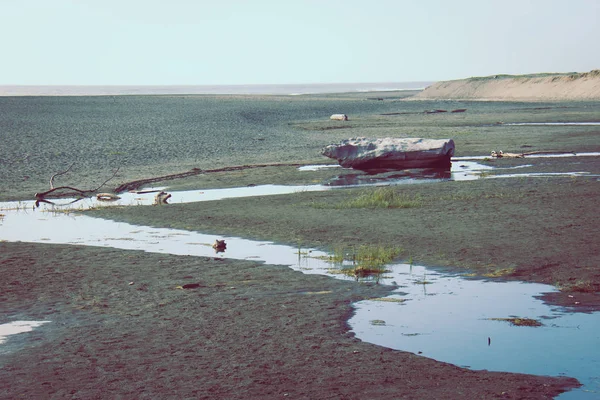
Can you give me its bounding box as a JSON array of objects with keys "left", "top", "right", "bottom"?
[{"left": 0, "top": 82, "right": 433, "bottom": 96}]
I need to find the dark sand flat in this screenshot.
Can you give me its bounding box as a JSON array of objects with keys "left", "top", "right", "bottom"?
[{"left": 2, "top": 93, "right": 599, "bottom": 398}]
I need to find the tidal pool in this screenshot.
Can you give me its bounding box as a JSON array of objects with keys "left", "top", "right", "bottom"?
[{"left": 347, "top": 264, "right": 600, "bottom": 399}]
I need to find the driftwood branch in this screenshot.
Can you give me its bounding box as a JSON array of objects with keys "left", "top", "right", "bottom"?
[
  {"left": 37, "top": 162, "right": 304, "bottom": 201},
  {"left": 114, "top": 168, "right": 203, "bottom": 193},
  {"left": 91, "top": 166, "right": 121, "bottom": 192},
  {"left": 35, "top": 163, "right": 121, "bottom": 200},
  {"left": 35, "top": 186, "right": 90, "bottom": 198},
  {"left": 50, "top": 162, "right": 75, "bottom": 189}
]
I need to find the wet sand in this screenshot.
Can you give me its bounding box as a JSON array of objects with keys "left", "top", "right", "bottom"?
[
  {"left": 1, "top": 92, "right": 599, "bottom": 398},
  {"left": 0, "top": 242, "right": 580, "bottom": 399}
]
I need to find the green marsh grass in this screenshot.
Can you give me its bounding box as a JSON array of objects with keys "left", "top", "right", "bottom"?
[
  {"left": 556, "top": 279, "right": 597, "bottom": 293},
  {"left": 482, "top": 267, "right": 516, "bottom": 278},
  {"left": 325, "top": 244, "right": 402, "bottom": 281},
  {"left": 488, "top": 317, "right": 543, "bottom": 327},
  {"left": 369, "top": 297, "right": 407, "bottom": 303}
]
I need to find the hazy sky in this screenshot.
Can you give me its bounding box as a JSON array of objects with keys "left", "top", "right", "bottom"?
[{"left": 2, "top": 0, "right": 599, "bottom": 85}]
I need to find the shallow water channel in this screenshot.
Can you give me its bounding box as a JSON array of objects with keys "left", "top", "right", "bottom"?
[{"left": 1, "top": 157, "right": 599, "bottom": 398}]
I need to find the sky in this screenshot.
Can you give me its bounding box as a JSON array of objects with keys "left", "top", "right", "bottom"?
[{"left": 1, "top": 0, "right": 599, "bottom": 85}]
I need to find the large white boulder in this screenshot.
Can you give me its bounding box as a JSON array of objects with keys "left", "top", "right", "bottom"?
[{"left": 322, "top": 137, "right": 455, "bottom": 170}]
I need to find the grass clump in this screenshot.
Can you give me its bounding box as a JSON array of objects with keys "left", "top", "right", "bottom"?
[
  {"left": 334, "top": 187, "right": 423, "bottom": 209},
  {"left": 488, "top": 317, "right": 543, "bottom": 327},
  {"left": 354, "top": 244, "right": 402, "bottom": 266},
  {"left": 369, "top": 297, "right": 407, "bottom": 303},
  {"left": 482, "top": 267, "right": 516, "bottom": 278},
  {"left": 326, "top": 244, "right": 402, "bottom": 281},
  {"left": 555, "top": 279, "right": 597, "bottom": 293}
]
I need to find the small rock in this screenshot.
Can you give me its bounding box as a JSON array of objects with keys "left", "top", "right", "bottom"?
[{"left": 183, "top": 283, "right": 202, "bottom": 289}]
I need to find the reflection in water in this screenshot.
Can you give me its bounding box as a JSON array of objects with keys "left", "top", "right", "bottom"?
[
  {"left": 348, "top": 264, "right": 600, "bottom": 400},
  {"left": 326, "top": 168, "right": 451, "bottom": 186}
]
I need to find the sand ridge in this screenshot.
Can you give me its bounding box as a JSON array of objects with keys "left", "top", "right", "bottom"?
[{"left": 412, "top": 70, "right": 600, "bottom": 101}]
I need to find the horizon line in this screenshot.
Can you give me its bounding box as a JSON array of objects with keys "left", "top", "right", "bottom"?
[{"left": 0, "top": 81, "right": 435, "bottom": 87}]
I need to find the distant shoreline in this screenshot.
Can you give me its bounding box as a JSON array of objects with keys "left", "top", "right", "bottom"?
[{"left": 0, "top": 82, "right": 433, "bottom": 97}]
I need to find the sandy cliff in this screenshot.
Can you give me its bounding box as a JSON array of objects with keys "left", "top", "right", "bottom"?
[{"left": 411, "top": 70, "right": 600, "bottom": 101}]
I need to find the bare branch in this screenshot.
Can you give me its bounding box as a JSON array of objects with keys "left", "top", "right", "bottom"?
[
  {"left": 36, "top": 164, "right": 122, "bottom": 200},
  {"left": 35, "top": 186, "right": 89, "bottom": 199},
  {"left": 114, "top": 168, "right": 203, "bottom": 193},
  {"left": 50, "top": 162, "right": 75, "bottom": 189},
  {"left": 90, "top": 166, "right": 121, "bottom": 192}
]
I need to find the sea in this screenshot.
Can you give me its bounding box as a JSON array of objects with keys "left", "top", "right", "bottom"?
[{"left": 0, "top": 82, "right": 433, "bottom": 96}]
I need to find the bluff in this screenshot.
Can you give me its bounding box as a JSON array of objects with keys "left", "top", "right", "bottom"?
[{"left": 411, "top": 70, "right": 600, "bottom": 101}]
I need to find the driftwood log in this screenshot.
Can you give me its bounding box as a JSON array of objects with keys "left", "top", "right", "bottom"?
[
  {"left": 34, "top": 162, "right": 304, "bottom": 203},
  {"left": 96, "top": 193, "right": 121, "bottom": 201},
  {"left": 490, "top": 150, "right": 524, "bottom": 158},
  {"left": 112, "top": 163, "right": 302, "bottom": 193}
]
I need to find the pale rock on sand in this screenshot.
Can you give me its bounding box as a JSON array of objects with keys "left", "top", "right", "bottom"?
[{"left": 322, "top": 137, "right": 455, "bottom": 170}]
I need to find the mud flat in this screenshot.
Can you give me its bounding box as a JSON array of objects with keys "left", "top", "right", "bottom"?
[
  {"left": 1, "top": 92, "right": 599, "bottom": 398},
  {"left": 0, "top": 242, "right": 580, "bottom": 399}
]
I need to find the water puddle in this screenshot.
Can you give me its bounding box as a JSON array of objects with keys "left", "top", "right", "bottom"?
[
  {"left": 503, "top": 122, "right": 600, "bottom": 126},
  {"left": 298, "top": 164, "right": 341, "bottom": 171},
  {"left": 3, "top": 184, "right": 327, "bottom": 212},
  {"left": 488, "top": 172, "right": 595, "bottom": 179},
  {"left": 453, "top": 152, "right": 600, "bottom": 160},
  {"left": 0, "top": 321, "right": 51, "bottom": 345},
  {"left": 0, "top": 211, "right": 334, "bottom": 269},
  {"left": 347, "top": 264, "right": 600, "bottom": 399}
]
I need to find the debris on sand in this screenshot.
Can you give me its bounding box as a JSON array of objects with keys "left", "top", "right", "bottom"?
[
  {"left": 212, "top": 239, "right": 227, "bottom": 252},
  {"left": 154, "top": 191, "right": 172, "bottom": 205}
]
